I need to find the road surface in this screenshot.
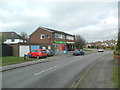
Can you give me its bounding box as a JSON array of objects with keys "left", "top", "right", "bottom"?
[{"left": 2, "top": 51, "right": 113, "bottom": 88}]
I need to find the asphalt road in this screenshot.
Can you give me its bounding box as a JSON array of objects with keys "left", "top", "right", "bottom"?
[{"left": 2, "top": 51, "right": 113, "bottom": 88}]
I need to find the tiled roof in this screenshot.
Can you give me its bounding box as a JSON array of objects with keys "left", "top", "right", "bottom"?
[
  {"left": 30, "top": 27, "right": 75, "bottom": 37},
  {"left": 0, "top": 32, "right": 23, "bottom": 39},
  {"left": 42, "top": 27, "right": 75, "bottom": 36}
]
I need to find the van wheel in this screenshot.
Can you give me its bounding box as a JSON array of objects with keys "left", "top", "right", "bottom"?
[{"left": 36, "top": 56, "right": 40, "bottom": 59}]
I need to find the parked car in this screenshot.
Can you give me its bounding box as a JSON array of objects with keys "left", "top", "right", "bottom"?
[
  {"left": 27, "top": 49, "right": 47, "bottom": 59},
  {"left": 45, "top": 49, "right": 54, "bottom": 56},
  {"left": 98, "top": 48, "right": 104, "bottom": 52},
  {"left": 73, "top": 49, "right": 85, "bottom": 56},
  {"left": 67, "top": 48, "right": 73, "bottom": 51}
]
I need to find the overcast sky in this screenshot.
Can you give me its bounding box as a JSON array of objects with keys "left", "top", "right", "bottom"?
[{"left": 0, "top": 0, "right": 118, "bottom": 42}]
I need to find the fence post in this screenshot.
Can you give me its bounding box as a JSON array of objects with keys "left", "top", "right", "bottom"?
[{"left": 24, "top": 54, "right": 26, "bottom": 60}]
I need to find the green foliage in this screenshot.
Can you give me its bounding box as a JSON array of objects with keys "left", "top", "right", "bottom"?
[
  {"left": 0, "top": 33, "right": 6, "bottom": 44},
  {"left": 74, "top": 35, "right": 86, "bottom": 49},
  {"left": 91, "top": 46, "right": 95, "bottom": 48},
  {"left": 96, "top": 46, "right": 99, "bottom": 49},
  {"left": 103, "top": 47, "right": 106, "bottom": 49},
  {"left": 75, "top": 42, "right": 83, "bottom": 49},
  {"left": 83, "top": 49, "right": 93, "bottom": 52},
  {"left": 114, "top": 50, "right": 120, "bottom": 55},
  {"left": 112, "top": 67, "right": 118, "bottom": 88},
  {"left": 114, "top": 30, "right": 120, "bottom": 55},
  {"left": 111, "top": 46, "right": 115, "bottom": 50}
]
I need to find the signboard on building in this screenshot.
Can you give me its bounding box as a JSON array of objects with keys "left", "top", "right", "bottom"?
[
  {"left": 31, "top": 46, "right": 39, "bottom": 51},
  {"left": 66, "top": 42, "right": 74, "bottom": 44},
  {"left": 54, "top": 41, "right": 66, "bottom": 44}
]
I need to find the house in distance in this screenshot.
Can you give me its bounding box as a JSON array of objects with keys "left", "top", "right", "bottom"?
[{"left": 1, "top": 32, "right": 25, "bottom": 44}]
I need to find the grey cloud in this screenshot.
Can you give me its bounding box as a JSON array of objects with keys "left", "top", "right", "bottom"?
[{"left": 0, "top": 1, "right": 118, "bottom": 42}]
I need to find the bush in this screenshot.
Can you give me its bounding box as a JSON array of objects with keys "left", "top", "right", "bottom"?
[
  {"left": 91, "top": 46, "right": 95, "bottom": 48},
  {"left": 114, "top": 50, "right": 120, "bottom": 55},
  {"left": 111, "top": 46, "right": 115, "bottom": 50},
  {"left": 96, "top": 46, "right": 99, "bottom": 49}
]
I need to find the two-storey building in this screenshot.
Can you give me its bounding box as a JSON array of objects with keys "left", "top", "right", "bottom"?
[{"left": 29, "top": 27, "right": 75, "bottom": 51}]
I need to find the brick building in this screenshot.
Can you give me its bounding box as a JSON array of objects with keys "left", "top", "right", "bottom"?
[{"left": 29, "top": 27, "right": 75, "bottom": 51}]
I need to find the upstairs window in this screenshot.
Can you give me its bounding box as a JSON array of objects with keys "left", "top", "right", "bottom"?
[
  {"left": 66, "top": 35, "right": 74, "bottom": 40},
  {"left": 54, "top": 33, "right": 65, "bottom": 39},
  {"left": 62, "top": 35, "right": 65, "bottom": 39},
  {"left": 46, "top": 35, "right": 51, "bottom": 39},
  {"left": 40, "top": 34, "right": 45, "bottom": 39},
  {"left": 55, "top": 33, "right": 59, "bottom": 38},
  {"left": 11, "top": 39, "right": 15, "bottom": 42}
]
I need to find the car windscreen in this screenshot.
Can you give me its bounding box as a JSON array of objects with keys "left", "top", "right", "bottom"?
[
  {"left": 74, "top": 50, "right": 79, "bottom": 52},
  {"left": 40, "top": 50, "right": 46, "bottom": 53},
  {"left": 31, "top": 50, "right": 38, "bottom": 52},
  {"left": 50, "top": 50, "right": 54, "bottom": 52}
]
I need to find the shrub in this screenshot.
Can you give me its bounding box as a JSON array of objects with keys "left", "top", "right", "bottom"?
[
  {"left": 111, "top": 46, "right": 115, "bottom": 50},
  {"left": 114, "top": 50, "right": 120, "bottom": 55}
]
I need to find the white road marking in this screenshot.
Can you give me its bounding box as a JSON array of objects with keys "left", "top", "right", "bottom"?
[{"left": 34, "top": 64, "right": 60, "bottom": 75}]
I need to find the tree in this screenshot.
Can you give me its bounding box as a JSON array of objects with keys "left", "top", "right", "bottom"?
[
  {"left": 20, "top": 32, "right": 28, "bottom": 43},
  {"left": 74, "top": 35, "right": 86, "bottom": 49},
  {"left": 0, "top": 32, "right": 6, "bottom": 44},
  {"left": 114, "top": 29, "right": 120, "bottom": 55},
  {"left": 117, "top": 29, "right": 120, "bottom": 52}
]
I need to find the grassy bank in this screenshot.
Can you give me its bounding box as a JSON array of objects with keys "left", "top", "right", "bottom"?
[
  {"left": 83, "top": 49, "right": 93, "bottom": 52},
  {"left": 112, "top": 66, "right": 119, "bottom": 88},
  {"left": 1, "top": 56, "right": 37, "bottom": 66}
]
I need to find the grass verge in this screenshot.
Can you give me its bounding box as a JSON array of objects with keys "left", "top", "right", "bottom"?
[
  {"left": 112, "top": 66, "right": 119, "bottom": 88},
  {"left": 83, "top": 49, "right": 93, "bottom": 52},
  {"left": 1, "top": 56, "right": 38, "bottom": 66}
]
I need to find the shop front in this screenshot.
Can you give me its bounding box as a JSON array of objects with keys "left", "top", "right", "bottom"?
[
  {"left": 66, "top": 42, "right": 74, "bottom": 51},
  {"left": 54, "top": 41, "right": 66, "bottom": 51}
]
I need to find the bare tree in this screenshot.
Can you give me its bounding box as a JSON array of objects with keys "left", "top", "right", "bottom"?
[
  {"left": 0, "top": 33, "right": 6, "bottom": 44},
  {"left": 74, "top": 35, "right": 86, "bottom": 49},
  {"left": 20, "top": 32, "right": 28, "bottom": 43}
]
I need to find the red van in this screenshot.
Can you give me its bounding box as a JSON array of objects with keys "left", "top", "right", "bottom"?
[{"left": 27, "top": 49, "right": 47, "bottom": 59}]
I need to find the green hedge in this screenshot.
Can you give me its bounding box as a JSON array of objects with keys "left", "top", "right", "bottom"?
[{"left": 114, "top": 50, "right": 120, "bottom": 55}]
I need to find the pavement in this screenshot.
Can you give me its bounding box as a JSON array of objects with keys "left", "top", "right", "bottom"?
[
  {"left": 2, "top": 51, "right": 113, "bottom": 88},
  {"left": 77, "top": 53, "right": 117, "bottom": 88}
]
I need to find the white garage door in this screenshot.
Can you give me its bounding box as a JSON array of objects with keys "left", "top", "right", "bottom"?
[{"left": 19, "top": 46, "right": 30, "bottom": 57}]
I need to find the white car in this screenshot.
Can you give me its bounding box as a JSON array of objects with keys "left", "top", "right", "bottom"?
[{"left": 98, "top": 48, "right": 104, "bottom": 52}]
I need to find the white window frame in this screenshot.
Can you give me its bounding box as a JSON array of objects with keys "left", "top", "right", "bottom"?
[
  {"left": 40, "top": 34, "right": 45, "bottom": 39},
  {"left": 66, "top": 35, "right": 74, "bottom": 40},
  {"left": 54, "top": 33, "right": 59, "bottom": 39},
  {"left": 54, "top": 33, "right": 65, "bottom": 39}
]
